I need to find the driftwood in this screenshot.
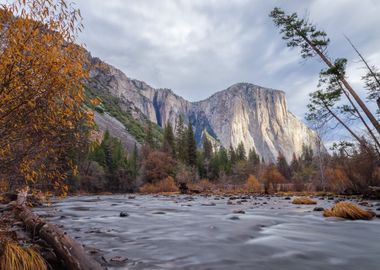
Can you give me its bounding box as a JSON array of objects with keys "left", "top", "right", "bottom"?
[{"left": 15, "top": 192, "right": 104, "bottom": 270}]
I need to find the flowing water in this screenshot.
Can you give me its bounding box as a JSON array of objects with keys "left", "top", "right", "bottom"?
[{"left": 37, "top": 195, "right": 380, "bottom": 270}]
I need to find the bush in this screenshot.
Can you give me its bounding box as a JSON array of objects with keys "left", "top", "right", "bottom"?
[
  {"left": 263, "top": 166, "right": 285, "bottom": 193},
  {"left": 323, "top": 202, "right": 375, "bottom": 220},
  {"left": 325, "top": 166, "right": 351, "bottom": 194},
  {"left": 292, "top": 197, "right": 317, "bottom": 205},
  {"left": 188, "top": 179, "right": 214, "bottom": 193},
  {"left": 139, "top": 176, "right": 179, "bottom": 193},
  {"left": 245, "top": 175, "right": 261, "bottom": 193},
  {"left": 140, "top": 150, "right": 176, "bottom": 184}
]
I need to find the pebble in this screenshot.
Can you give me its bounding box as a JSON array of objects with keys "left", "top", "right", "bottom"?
[
  {"left": 313, "top": 207, "right": 324, "bottom": 211},
  {"left": 233, "top": 210, "right": 245, "bottom": 214},
  {"left": 119, "top": 212, "right": 129, "bottom": 217},
  {"left": 201, "top": 202, "right": 216, "bottom": 206}
]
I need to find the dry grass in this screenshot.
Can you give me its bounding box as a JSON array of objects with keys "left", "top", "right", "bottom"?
[
  {"left": 0, "top": 241, "right": 47, "bottom": 270},
  {"left": 140, "top": 176, "right": 179, "bottom": 194},
  {"left": 292, "top": 197, "right": 317, "bottom": 205},
  {"left": 323, "top": 202, "right": 375, "bottom": 220}
]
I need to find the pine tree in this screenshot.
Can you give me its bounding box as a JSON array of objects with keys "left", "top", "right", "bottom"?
[
  {"left": 248, "top": 148, "right": 260, "bottom": 165},
  {"left": 175, "top": 115, "right": 187, "bottom": 162},
  {"left": 218, "top": 147, "right": 230, "bottom": 174},
  {"left": 186, "top": 123, "right": 197, "bottom": 167},
  {"left": 236, "top": 142, "right": 246, "bottom": 161},
  {"left": 129, "top": 143, "right": 138, "bottom": 179},
  {"left": 229, "top": 145, "right": 237, "bottom": 165},
  {"left": 276, "top": 153, "right": 291, "bottom": 180},
  {"left": 290, "top": 153, "right": 300, "bottom": 175},
  {"left": 145, "top": 124, "right": 155, "bottom": 148},
  {"left": 163, "top": 122, "right": 176, "bottom": 157},
  {"left": 202, "top": 136, "right": 213, "bottom": 160}
]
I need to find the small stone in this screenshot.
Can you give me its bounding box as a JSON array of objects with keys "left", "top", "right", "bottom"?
[
  {"left": 233, "top": 210, "right": 245, "bottom": 214},
  {"left": 284, "top": 197, "right": 291, "bottom": 200},
  {"left": 128, "top": 196, "right": 136, "bottom": 199},
  {"left": 201, "top": 202, "right": 216, "bottom": 206},
  {"left": 227, "top": 201, "right": 234, "bottom": 205},
  {"left": 110, "top": 256, "right": 128, "bottom": 263},
  {"left": 229, "top": 216, "right": 240, "bottom": 220},
  {"left": 376, "top": 207, "right": 380, "bottom": 211},
  {"left": 152, "top": 211, "right": 166, "bottom": 214},
  {"left": 313, "top": 207, "right": 324, "bottom": 211},
  {"left": 119, "top": 211, "right": 129, "bottom": 217}
]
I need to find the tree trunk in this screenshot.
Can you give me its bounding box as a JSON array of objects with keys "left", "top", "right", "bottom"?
[
  {"left": 298, "top": 31, "right": 380, "bottom": 136},
  {"left": 15, "top": 192, "right": 104, "bottom": 270}
]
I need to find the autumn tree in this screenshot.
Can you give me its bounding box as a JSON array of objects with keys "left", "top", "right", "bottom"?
[
  {"left": 140, "top": 150, "right": 176, "bottom": 184},
  {"left": 0, "top": 0, "right": 90, "bottom": 193},
  {"left": 263, "top": 165, "right": 285, "bottom": 194}
]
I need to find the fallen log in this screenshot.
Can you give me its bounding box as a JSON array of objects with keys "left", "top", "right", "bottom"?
[{"left": 15, "top": 191, "right": 104, "bottom": 270}]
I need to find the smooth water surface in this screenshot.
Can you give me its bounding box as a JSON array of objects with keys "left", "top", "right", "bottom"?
[{"left": 37, "top": 195, "right": 380, "bottom": 270}]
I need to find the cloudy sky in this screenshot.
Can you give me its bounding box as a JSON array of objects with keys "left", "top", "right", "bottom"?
[
  {"left": 70, "top": 0, "right": 379, "bottom": 119},
  {"left": 7, "top": 0, "right": 380, "bottom": 122}
]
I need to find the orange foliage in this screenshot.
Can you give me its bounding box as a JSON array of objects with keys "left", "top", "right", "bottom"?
[
  {"left": 196, "top": 179, "right": 214, "bottom": 192},
  {"left": 325, "top": 166, "right": 351, "bottom": 194},
  {"left": 0, "top": 1, "right": 91, "bottom": 193},
  {"left": 245, "top": 175, "right": 261, "bottom": 193},
  {"left": 263, "top": 166, "right": 285, "bottom": 193},
  {"left": 139, "top": 176, "right": 179, "bottom": 193},
  {"left": 141, "top": 150, "right": 176, "bottom": 183}
]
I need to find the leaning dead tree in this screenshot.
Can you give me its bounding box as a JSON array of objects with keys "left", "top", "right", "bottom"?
[{"left": 15, "top": 190, "right": 103, "bottom": 270}]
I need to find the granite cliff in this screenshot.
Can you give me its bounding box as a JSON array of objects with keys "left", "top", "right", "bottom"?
[{"left": 88, "top": 57, "right": 320, "bottom": 162}]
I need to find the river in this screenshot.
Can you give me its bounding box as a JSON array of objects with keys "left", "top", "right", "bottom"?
[{"left": 37, "top": 195, "right": 380, "bottom": 270}]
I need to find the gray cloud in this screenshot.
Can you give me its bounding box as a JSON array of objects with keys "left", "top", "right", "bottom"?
[{"left": 3, "top": 0, "right": 380, "bottom": 122}]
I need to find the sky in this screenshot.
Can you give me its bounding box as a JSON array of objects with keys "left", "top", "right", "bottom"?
[{"left": 3, "top": 0, "right": 380, "bottom": 124}]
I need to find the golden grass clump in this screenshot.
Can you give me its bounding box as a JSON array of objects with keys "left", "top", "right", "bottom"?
[
  {"left": 292, "top": 197, "right": 317, "bottom": 205},
  {"left": 139, "top": 176, "right": 179, "bottom": 194},
  {"left": 0, "top": 241, "right": 47, "bottom": 270},
  {"left": 323, "top": 201, "right": 375, "bottom": 220}
]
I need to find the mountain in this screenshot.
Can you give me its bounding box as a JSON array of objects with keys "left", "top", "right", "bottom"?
[{"left": 87, "top": 57, "right": 320, "bottom": 162}]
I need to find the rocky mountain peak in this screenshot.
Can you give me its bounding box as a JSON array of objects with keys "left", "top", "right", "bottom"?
[{"left": 88, "top": 58, "right": 321, "bottom": 162}]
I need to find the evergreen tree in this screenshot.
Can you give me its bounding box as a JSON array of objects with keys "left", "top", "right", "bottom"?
[
  {"left": 186, "top": 123, "right": 197, "bottom": 167},
  {"left": 129, "top": 143, "right": 138, "bottom": 179},
  {"left": 290, "top": 153, "right": 300, "bottom": 175},
  {"left": 301, "top": 144, "right": 314, "bottom": 165},
  {"left": 202, "top": 136, "right": 213, "bottom": 160},
  {"left": 248, "top": 148, "right": 260, "bottom": 165},
  {"left": 145, "top": 124, "right": 155, "bottom": 148},
  {"left": 229, "top": 145, "right": 237, "bottom": 165},
  {"left": 218, "top": 147, "right": 230, "bottom": 174},
  {"left": 163, "top": 122, "right": 176, "bottom": 157},
  {"left": 236, "top": 142, "right": 247, "bottom": 161},
  {"left": 276, "top": 153, "right": 291, "bottom": 180},
  {"left": 175, "top": 115, "right": 187, "bottom": 162}
]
